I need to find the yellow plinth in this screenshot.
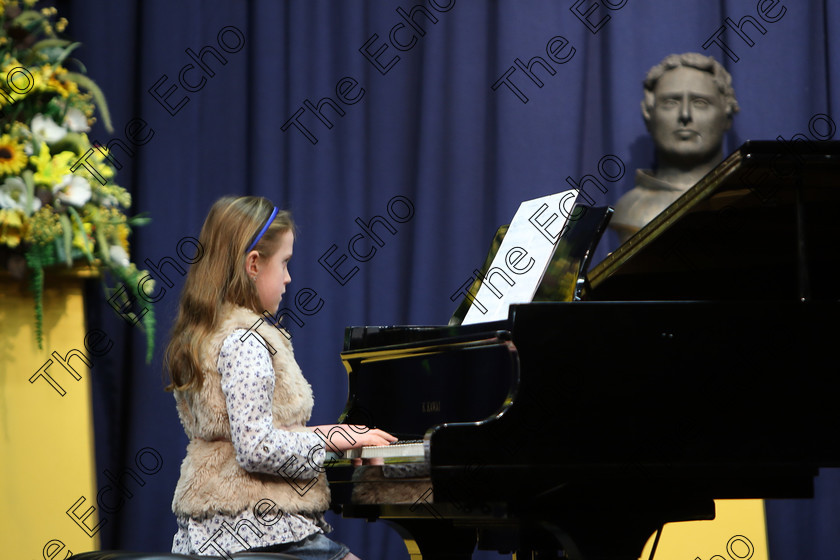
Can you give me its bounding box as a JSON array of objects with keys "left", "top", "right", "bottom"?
[
  {"left": 639, "top": 499, "right": 768, "bottom": 560},
  {"left": 0, "top": 269, "right": 100, "bottom": 558}
]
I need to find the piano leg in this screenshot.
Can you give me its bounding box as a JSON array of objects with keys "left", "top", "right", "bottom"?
[
  {"left": 384, "top": 519, "right": 477, "bottom": 560},
  {"left": 533, "top": 496, "right": 714, "bottom": 560}
]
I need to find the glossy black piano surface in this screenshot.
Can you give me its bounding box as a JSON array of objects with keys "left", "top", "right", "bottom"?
[
  {"left": 586, "top": 140, "right": 840, "bottom": 301},
  {"left": 327, "top": 141, "right": 840, "bottom": 560},
  {"left": 340, "top": 324, "right": 516, "bottom": 440}
]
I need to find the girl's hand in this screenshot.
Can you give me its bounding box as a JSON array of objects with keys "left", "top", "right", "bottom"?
[{"left": 306, "top": 424, "right": 397, "bottom": 452}]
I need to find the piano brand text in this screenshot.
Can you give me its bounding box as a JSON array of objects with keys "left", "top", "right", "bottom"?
[{"left": 421, "top": 400, "right": 441, "bottom": 413}]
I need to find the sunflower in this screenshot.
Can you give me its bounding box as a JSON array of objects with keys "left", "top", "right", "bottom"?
[
  {"left": 0, "top": 207, "right": 25, "bottom": 248},
  {"left": 0, "top": 135, "right": 28, "bottom": 176}
]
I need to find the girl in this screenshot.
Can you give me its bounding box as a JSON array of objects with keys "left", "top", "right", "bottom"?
[{"left": 165, "top": 196, "right": 395, "bottom": 559}]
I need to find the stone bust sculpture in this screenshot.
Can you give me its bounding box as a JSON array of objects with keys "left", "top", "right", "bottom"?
[{"left": 611, "top": 53, "right": 740, "bottom": 244}]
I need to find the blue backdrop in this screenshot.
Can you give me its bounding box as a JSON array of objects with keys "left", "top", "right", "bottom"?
[{"left": 52, "top": 0, "right": 839, "bottom": 558}]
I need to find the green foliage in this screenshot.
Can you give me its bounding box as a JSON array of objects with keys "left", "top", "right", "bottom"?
[{"left": 0, "top": 2, "right": 155, "bottom": 362}]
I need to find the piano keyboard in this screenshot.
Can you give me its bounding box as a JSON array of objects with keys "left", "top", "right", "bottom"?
[{"left": 327, "top": 440, "right": 426, "bottom": 461}]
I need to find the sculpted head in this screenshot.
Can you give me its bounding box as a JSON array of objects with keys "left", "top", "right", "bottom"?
[{"left": 641, "top": 53, "right": 739, "bottom": 166}]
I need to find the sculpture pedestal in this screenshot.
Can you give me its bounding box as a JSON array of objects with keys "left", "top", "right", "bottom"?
[
  {"left": 0, "top": 268, "right": 100, "bottom": 558},
  {"left": 638, "top": 499, "right": 768, "bottom": 560}
]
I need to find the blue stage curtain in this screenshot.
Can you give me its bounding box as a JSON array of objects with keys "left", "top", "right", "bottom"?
[{"left": 52, "top": 1, "right": 838, "bottom": 558}]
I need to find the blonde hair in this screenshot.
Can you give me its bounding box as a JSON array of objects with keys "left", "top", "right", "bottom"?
[{"left": 164, "top": 196, "right": 295, "bottom": 391}]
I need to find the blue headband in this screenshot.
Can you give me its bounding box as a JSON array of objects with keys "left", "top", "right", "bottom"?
[{"left": 246, "top": 206, "right": 279, "bottom": 252}]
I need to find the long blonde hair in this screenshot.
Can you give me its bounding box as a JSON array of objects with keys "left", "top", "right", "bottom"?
[{"left": 164, "top": 196, "right": 295, "bottom": 391}]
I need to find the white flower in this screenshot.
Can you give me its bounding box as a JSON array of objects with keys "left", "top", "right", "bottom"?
[
  {"left": 109, "top": 245, "right": 130, "bottom": 268},
  {"left": 63, "top": 107, "right": 91, "bottom": 133},
  {"left": 0, "top": 176, "right": 41, "bottom": 212},
  {"left": 96, "top": 192, "right": 119, "bottom": 207},
  {"left": 52, "top": 174, "right": 91, "bottom": 207},
  {"left": 32, "top": 114, "right": 68, "bottom": 144}
]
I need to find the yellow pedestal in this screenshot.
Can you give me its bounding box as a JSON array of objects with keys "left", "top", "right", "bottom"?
[
  {"left": 639, "top": 499, "right": 769, "bottom": 560},
  {"left": 0, "top": 269, "right": 100, "bottom": 558}
]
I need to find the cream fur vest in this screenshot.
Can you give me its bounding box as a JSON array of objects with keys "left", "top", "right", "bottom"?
[{"left": 171, "top": 305, "right": 330, "bottom": 519}]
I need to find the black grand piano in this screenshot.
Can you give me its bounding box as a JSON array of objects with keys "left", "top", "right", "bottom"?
[{"left": 326, "top": 141, "right": 840, "bottom": 560}]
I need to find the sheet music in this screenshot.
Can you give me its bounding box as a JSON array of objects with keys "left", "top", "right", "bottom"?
[{"left": 462, "top": 190, "right": 580, "bottom": 324}]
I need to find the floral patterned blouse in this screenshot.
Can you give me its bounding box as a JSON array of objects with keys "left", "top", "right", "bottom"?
[{"left": 172, "top": 329, "right": 331, "bottom": 556}]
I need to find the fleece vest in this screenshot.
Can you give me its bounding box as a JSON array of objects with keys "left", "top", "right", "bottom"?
[{"left": 171, "top": 305, "right": 330, "bottom": 519}]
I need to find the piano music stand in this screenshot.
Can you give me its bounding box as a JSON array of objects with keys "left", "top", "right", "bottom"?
[{"left": 450, "top": 204, "right": 613, "bottom": 325}]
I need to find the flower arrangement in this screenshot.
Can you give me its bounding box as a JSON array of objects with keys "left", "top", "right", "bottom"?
[{"left": 0, "top": 1, "right": 154, "bottom": 361}]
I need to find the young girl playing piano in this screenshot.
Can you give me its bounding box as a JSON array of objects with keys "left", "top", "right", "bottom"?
[{"left": 165, "top": 196, "right": 395, "bottom": 559}]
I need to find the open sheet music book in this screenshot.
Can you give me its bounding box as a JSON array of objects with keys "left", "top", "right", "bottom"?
[{"left": 462, "top": 190, "right": 581, "bottom": 324}]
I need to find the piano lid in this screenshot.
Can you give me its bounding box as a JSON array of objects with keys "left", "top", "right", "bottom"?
[{"left": 585, "top": 140, "right": 840, "bottom": 301}]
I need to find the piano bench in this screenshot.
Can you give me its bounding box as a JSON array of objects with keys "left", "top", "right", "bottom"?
[{"left": 67, "top": 552, "right": 303, "bottom": 560}]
